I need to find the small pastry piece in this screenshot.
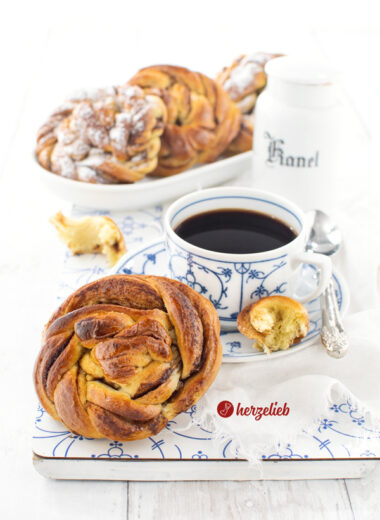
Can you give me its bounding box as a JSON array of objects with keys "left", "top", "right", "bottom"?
[
  {"left": 33, "top": 274, "right": 222, "bottom": 441},
  {"left": 50, "top": 212, "right": 126, "bottom": 266},
  {"left": 237, "top": 295, "right": 309, "bottom": 354}
]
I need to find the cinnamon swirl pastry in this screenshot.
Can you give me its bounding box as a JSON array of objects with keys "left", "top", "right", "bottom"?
[
  {"left": 216, "top": 53, "right": 282, "bottom": 154},
  {"left": 36, "top": 86, "right": 167, "bottom": 183},
  {"left": 127, "top": 65, "right": 242, "bottom": 176},
  {"left": 34, "top": 275, "right": 222, "bottom": 441}
]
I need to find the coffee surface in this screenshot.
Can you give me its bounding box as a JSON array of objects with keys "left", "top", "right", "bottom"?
[{"left": 174, "top": 209, "right": 297, "bottom": 254}]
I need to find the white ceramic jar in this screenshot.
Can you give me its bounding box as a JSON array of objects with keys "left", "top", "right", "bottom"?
[{"left": 253, "top": 56, "right": 342, "bottom": 212}]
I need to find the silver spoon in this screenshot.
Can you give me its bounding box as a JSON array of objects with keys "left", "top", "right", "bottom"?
[{"left": 306, "top": 210, "right": 349, "bottom": 358}]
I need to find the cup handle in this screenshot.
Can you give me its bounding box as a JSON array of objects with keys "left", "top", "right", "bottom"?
[{"left": 291, "top": 252, "right": 332, "bottom": 304}]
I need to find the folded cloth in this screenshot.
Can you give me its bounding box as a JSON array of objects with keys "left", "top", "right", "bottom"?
[{"left": 191, "top": 309, "right": 380, "bottom": 462}]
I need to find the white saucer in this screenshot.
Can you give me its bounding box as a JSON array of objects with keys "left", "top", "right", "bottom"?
[{"left": 114, "top": 240, "right": 350, "bottom": 363}]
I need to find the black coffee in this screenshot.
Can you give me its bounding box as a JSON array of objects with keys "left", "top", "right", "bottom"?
[{"left": 174, "top": 209, "right": 297, "bottom": 254}]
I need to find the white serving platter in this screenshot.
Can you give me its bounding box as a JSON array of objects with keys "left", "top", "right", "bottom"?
[
  {"left": 34, "top": 455, "right": 377, "bottom": 481},
  {"left": 32, "top": 203, "right": 379, "bottom": 481},
  {"left": 34, "top": 151, "right": 252, "bottom": 210},
  {"left": 32, "top": 399, "right": 380, "bottom": 481}
]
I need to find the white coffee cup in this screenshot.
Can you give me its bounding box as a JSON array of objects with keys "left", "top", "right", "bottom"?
[{"left": 164, "top": 187, "right": 332, "bottom": 330}]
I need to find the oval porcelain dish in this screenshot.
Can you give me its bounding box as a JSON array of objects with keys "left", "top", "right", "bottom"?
[{"left": 33, "top": 151, "right": 252, "bottom": 210}]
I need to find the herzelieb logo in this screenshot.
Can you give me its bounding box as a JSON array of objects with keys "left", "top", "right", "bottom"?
[
  {"left": 217, "top": 400, "right": 234, "bottom": 418},
  {"left": 217, "top": 401, "right": 290, "bottom": 420},
  {"left": 265, "top": 132, "right": 319, "bottom": 168}
]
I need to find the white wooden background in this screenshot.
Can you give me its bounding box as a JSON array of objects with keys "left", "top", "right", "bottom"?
[{"left": 1, "top": 1, "right": 380, "bottom": 518}]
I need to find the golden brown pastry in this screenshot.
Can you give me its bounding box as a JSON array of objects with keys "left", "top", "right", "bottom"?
[
  {"left": 216, "top": 53, "right": 283, "bottom": 154},
  {"left": 34, "top": 275, "right": 222, "bottom": 441},
  {"left": 50, "top": 212, "right": 126, "bottom": 267},
  {"left": 237, "top": 295, "right": 309, "bottom": 354},
  {"left": 36, "top": 86, "right": 167, "bottom": 183},
  {"left": 127, "top": 65, "right": 242, "bottom": 176}
]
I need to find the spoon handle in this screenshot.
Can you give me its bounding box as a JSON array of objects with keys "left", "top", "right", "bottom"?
[{"left": 320, "top": 280, "right": 349, "bottom": 358}]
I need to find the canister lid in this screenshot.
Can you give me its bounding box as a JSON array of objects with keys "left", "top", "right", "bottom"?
[{"left": 265, "top": 56, "right": 332, "bottom": 86}]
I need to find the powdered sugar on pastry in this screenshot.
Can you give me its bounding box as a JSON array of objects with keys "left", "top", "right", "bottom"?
[
  {"left": 78, "top": 148, "right": 107, "bottom": 167},
  {"left": 216, "top": 52, "right": 283, "bottom": 155},
  {"left": 223, "top": 58, "right": 263, "bottom": 98},
  {"left": 36, "top": 85, "right": 167, "bottom": 183},
  {"left": 76, "top": 166, "right": 96, "bottom": 182},
  {"left": 62, "top": 139, "right": 90, "bottom": 161},
  {"left": 218, "top": 52, "right": 282, "bottom": 106},
  {"left": 69, "top": 86, "right": 117, "bottom": 102},
  {"left": 109, "top": 121, "right": 129, "bottom": 153},
  {"left": 51, "top": 147, "right": 76, "bottom": 178}
]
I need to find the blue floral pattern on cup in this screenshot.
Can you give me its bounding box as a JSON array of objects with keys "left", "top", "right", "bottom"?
[{"left": 167, "top": 235, "right": 289, "bottom": 323}]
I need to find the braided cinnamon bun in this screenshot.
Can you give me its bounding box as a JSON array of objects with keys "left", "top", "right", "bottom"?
[
  {"left": 216, "top": 53, "right": 283, "bottom": 154},
  {"left": 34, "top": 275, "right": 222, "bottom": 441},
  {"left": 127, "top": 65, "right": 242, "bottom": 176},
  {"left": 36, "top": 86, "right": 167, "bottom": 183}
]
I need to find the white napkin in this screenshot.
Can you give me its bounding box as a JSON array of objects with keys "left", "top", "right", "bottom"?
[{"left": 192, "top": 309, "right": 380, "bottom": 462}]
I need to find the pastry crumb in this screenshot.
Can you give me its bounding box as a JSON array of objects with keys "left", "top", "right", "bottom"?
[
  {"left": 50, "top": 211, "right": 126, "bottom": 266},
  {"left": 237, "top": 295, "right": 309, "bottom": 354}
]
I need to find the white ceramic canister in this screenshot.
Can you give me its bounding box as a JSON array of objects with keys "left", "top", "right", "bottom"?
[{"left": 253, "top": 56, "right": 342, "bottom": 212}]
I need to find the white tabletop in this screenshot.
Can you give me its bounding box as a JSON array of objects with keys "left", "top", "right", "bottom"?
[{"left": 1, "top": 1, "right": 380, "bottom": 518}]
